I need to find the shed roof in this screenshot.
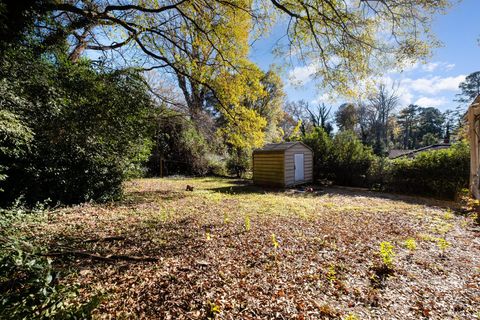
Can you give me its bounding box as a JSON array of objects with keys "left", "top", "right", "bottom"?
[{"left": 253, "top": 141, "right": 312, "bottom": 153}]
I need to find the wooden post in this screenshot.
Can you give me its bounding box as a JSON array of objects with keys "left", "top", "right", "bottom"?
[{"left": 160, "top": 157, "right": 164, "bottom": 178}]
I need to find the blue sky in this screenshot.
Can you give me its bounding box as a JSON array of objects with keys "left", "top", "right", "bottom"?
[{"left": 250, "top": 0, "right": 480, "bottom": 113}]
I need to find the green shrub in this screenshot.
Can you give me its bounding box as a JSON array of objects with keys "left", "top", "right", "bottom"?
[
  {"left": 367, "top": 156, "right": 389, "bottom": 190},
  {"left": 0, "top": 48, "right": 154, "bottom": 206},
  {"left": 226, "top": 148, "right": 251, "bottom": 178},
  {"left": 0, "top": 109, "right": 33, "bottom": 190},
  {"left": 384, "top": 142, "right": 469, "bottom": 199},
  {"left": 301, "top": 127, "right": 467, "bottom": 198},
  {"left": 330, "top": 131, "right": 375, "bottom": 186},
  {"left": 207, "top": 154, "right": 229, "bottom": 177},
  {"left": 0, "top": 238, "right": 100, "bottom": 319},
  {"left": 146, "top": 112, "right": 212, "bottom": 177},
  {"left": 302, "top": 129, "right": 374, "bottom": 186},
  {"left": 301, "top": 127, "right": 333, "bottom": 180}
]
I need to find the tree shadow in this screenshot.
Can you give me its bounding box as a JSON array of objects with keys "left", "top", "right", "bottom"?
[
  {"left": 120, "top": 190, "right": 187, "bottom": 205},
  {"left": 45, "top": 216, "right": 207, "bottom": 268},
  {"left": 208, "top": 180, "right": 459, "bottom": 210},
  {"left": 321, "top": 186, "right": 459, "bottom": 211},
  {"left": 208, "top": 183, "right": 283, "bottom": 195}
]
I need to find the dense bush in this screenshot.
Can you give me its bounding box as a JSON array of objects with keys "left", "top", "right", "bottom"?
[
  {"left": 330, "top": 131, "right": 375, "bottom": 186},
  {"left": 0, "top": 238, "right": 100, "bottom": 319},
  {"left": 367, "top": 156, "right": 390, "bottom": 190},
  {"left": 0, "top": 48, "right": 154, "bottom": 206},
  {"left": 206, "top": 153, "right": 229, "bottom": 177},
  {"left": 301, "top": 126, "right": 468, "bottom": 198},
  {"left": 226, "top": 148, "right": 251, "bottom": 178},
  {"left": 301, "top": 127, "right": 333, "bottom": 180},
  {"left": 146, "top": 111, "right": 213, "bottom": 176},
  {"left": 384, "top": 142, "right": 469, "bottom": 199},
  {"left": 0, "top": 110, "right": 33, "bottom": 190},
  {"left": 302, "top": 129, "right": 374, "bottom": 186}
]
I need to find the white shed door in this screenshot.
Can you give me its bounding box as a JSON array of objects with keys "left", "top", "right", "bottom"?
[{"left": 294, "top": 153, "right": 304, "bottom": 181}]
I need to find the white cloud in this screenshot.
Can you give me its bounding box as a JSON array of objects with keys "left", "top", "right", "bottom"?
[
  {"left": 367, "top": 73, "right": 464, "bottom": 109},
  {"left": 414, "top": 96, "right": 448, "bottom": 107},
  {"left": 421, "top": 61, "right": 456, "bottom": 73},
  {"left": 402, "top": 62, "right": 419, "bottom": 72},
  {"left": 288, "top": 64, "right": 317, "bottom": 85},
  {"left": 370, "top": 76, "right": 413, "bottom": 106},
  {"left": 396, "top": 86, "right": 414, "bottom": 106},
  {"left": 311, "top": 93, "right": 332, "bottom": 105},
  {"left": 394, "top": 61, "right": 456, "bottom": 74},
  {"left": 422, "top": 62, "right": 440, "bottom": 72},
  {"left": 445, "top": 63, "right": 455, "bottom": 71},
  {"left": 285, "top": 60, "right": 462, "bottom": 111},
  {"left": 401, "top": 75, "right": 465, "bottom": 95},
  {"left": 288, "top": 56, "right": 340, "bottom": 85}
]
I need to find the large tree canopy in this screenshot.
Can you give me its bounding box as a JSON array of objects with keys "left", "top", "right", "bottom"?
[
  {"left": 15, "top": 0, "right": 452, "bottom": 96},
  {"left": 456, "top": 71, "right": 480, "bottom": 104}
]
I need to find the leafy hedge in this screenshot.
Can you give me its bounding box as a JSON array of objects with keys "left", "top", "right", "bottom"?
[
  {"left": 301, "top": 127, "right": 469, "bottom": 199},
  {"left": 301, "top": 128, "right": 375, "bottom": 186},
  {"left": 330, "top": 131, "right": 375, "bottom": 186},
  {"left": 0, "top": 48, "right": 154, "bottom": 206},
  {"left": 383, "top": 142, "right": 469, "bottom": 199},
  {"left": 302, "top": 127, "right": 333, "bottom": 180}
]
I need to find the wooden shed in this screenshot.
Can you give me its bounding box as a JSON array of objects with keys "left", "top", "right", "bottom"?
[{"left": 252, "top": 142, "right": 313, "bottom": 187}]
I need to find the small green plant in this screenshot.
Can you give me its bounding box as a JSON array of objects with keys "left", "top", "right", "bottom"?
[
  {"left": 443, "top": 209, "right": 454, "bottom": 220},
  {"left": 343, "top": 312, "right": 360, "bottom": 320},
  {"left": 244, "top": 215, "right": 251, "bottom": 232},
  {"left": 0, "top": 235, "right": 101, "bottom": 319},
  {"left": 223, "top": 212, "right": 230, "bottom": 224},
  {"left": 432, "top": 221, "right": 453, "bottom": 234},
  {"left": 271, "top": 233, "right": 279, "bottom": 249},
  {"left": 459, "top": 188, "right": 480, "bottom": 224},
  {"left": 419, "top": 233, "right": 437, "bottom": 242},
  {"left": 160, "top": 209, "right": 169, "bottom": 222},
  {"left": 436, "top": 238, "right": 450, "bottom": 252},
  {"left": 379, "top": 241, "right": 395, "bottom": 268},
  {"left": 326, "top": 264, "right": 337, "bottom": 284},
  {"left": 205, "top": 231, "right": 212, "bottom": 241},
  {"left": 207, "top": 301, "right": 221, "bottom": 319},
  {"left": 404, "top": 238, "right": 417, "bottom": 251}
]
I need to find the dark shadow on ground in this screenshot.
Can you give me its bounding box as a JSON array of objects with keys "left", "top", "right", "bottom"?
[
  {"left": 120, "top": 190, "right": 187, "bottom": 205},
  {"left": 207, "top": 183, "right": 284, "bottom": 195},
  {"left": 45, "top": 216, "right": 208, "bottom": 268},
  {"left": 317, "top": 186, "right": 459, "bottom": 210},
  {"left": 207, "top": 180, "right": 458, "bottom": 210}
]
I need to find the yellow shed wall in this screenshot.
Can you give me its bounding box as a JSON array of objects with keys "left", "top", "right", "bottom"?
[{"left": 253, "top": 152, "right": 285, "bottom": 186}]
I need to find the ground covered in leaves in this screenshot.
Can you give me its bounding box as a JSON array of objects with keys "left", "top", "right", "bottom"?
[{"left": 20, "top": 178, "right": 480, "bottom": 319}]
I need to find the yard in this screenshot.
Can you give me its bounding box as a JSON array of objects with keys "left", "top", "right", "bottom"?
[{"left": 19, "top": 178, "right": 480, "bottom": 319}]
